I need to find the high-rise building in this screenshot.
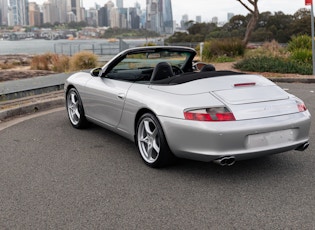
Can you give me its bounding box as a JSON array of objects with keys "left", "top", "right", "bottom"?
[
  {"left": 227, "top": 13, "right": 234, "bottom": 22},
  {"left": 0, "top": 0, "right": 9, "bottom": 25},
  {"left": 28, "top": 2, "right": 41, "bottom": 26},
  {"left": 116, "top": 0, "right": 123, "bottom": 8},
  {"left": 43, "top": 1, "right": 59, "bottom": 24},
  {"left": 146, "top": 0, "right": 173, "bottom": 34},
  {"left": 67, "top": 0, "right": 82, "bottom": 22},
  {"left": 196, "top": 15, "right": 201, "bottom": 23},
  {"left": 9, "top": 0, "right": 28, "bottom": 26},
  {"left": 98, "top": 5, "right": 109, "bottom": 27}
]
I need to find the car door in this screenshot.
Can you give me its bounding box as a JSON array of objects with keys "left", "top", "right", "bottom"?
[{"left": 83, "top": 77, "right": 133, "bottom": 128}]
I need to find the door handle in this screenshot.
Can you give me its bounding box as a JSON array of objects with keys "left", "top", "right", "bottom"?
[{"left": 117, "top": 93, "right": 125, "bottom": 100}]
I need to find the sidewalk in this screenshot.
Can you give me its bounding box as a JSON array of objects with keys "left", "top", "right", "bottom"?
[{"left": 0, "top": 71, "right": 314, "bottom": 121}]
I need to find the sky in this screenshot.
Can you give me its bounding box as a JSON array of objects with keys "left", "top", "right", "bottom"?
[{"left": 33, "top": 0, "right": 310, "bottom": 23}]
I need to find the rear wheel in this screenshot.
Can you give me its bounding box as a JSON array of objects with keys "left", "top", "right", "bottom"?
[
  {"left": 136, "top": 113, "right": 175, "bottom": 168},
  {"left": 66, "top": 88, "right": 88, "bottom": 129}
]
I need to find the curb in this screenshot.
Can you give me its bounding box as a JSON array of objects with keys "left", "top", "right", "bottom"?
[{"left": 0, "top": 91, "right": 64, "bottom": 121}]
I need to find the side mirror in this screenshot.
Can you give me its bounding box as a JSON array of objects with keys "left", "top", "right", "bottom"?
[{"left": 90, "top": 67, "right": 102, "bottom": 77}]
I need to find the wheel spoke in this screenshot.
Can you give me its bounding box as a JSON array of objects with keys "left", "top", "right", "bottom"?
[
  {"left": 74, "top": 109, "right": 80, "bottom": 119},
  {"left": 152, "top": 140, "right": 160, "bottom": 153},
  {"left": 143, "top": 120, "right": 154, "bottom": 135},
  {"left": 70, "top": 93, "right": 77, "bottom": 104}
]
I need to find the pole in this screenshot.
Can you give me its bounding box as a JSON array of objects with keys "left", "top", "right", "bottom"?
[{"left": 311, "top": 3, "right": 315, "bottom": 75}]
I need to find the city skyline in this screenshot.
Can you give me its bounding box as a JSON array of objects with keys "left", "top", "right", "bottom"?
[{"left": 32, "top": 0, "right": 312, "bottom": 23}]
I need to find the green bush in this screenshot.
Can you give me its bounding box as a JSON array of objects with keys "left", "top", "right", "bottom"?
[
  {"left": 69, "top": 51, "right": 98, "bottom": 71},
  {"left": 234, "top": 56, "right": 312, "bottom": 75},
  {"left": 290, "top": 48, "right": 312, "bottom": 64},
  {"left": 287, "top": 35, "right": 312, "bottom": 51},
  {"left": 202, "top": 38, "right": 245, "bottom": 61}
]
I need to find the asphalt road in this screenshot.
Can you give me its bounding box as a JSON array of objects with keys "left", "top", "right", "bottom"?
[{"left": 0, "top": 83, "right": 314, "bottom": 229}]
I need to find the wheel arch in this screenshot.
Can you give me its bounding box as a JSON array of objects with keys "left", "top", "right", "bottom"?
[{"left": 134, "top": 108, "right": 158, "bottom": 141}]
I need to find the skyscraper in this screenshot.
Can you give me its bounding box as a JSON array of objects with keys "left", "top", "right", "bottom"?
[
  {"left": 29, "top": 2, "right": 41, "bottom": 26},
  {"left": 146, "top": 0, "right": 173, "bottom": 34},
  {"left": 9, "top": 0, "right": 28, "bottom": 26},
  {"left": 0, "top": 0, "right": 9, "bottom": 25},
  {"left": 116, "top": 0, "right": 123, "bottom": 8},
  {"left": 67, "top": 0, "right": 82, "bottom": 22}
]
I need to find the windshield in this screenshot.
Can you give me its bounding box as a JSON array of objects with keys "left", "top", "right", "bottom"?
[{"left": 112, "top": 50, "right": 191, "bottom": 71}]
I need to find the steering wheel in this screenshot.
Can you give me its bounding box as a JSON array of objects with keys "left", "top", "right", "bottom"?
[{"left": 172, "top": 65, "right": 183, "bottom": 75}]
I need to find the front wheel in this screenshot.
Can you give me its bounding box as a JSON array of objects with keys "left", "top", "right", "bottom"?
[
  {"left": 66, "top": 88, "right": 88, "bottom": 129},
  {"left": 136, "top": 113, "right": 175, "bottom": 168}
]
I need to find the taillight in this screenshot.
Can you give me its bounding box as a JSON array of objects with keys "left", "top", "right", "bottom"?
[
  {"left": 184, "top": 107, "right": 236, "bottom": 122},
  {"left": 296, "top": 100, "right": 307, "bottom": 112}
]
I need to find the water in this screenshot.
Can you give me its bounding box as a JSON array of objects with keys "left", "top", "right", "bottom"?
[{"left": 0, "top": 38, "right": 163, "bottom": 56}]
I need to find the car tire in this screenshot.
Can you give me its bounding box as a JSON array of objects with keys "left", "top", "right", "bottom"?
[
  {"left": 66, "top": 88, "right": 88, "bottom": 129},
  {"left": 136, "top": 113, "right": 175, "bottom": 168}
]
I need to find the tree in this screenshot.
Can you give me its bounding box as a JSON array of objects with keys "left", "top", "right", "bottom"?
[{"left": 237, "top": 0, "right": 259, "bottom": 45}]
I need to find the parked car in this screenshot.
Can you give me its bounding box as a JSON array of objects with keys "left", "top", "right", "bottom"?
[{"left": 65, "top": 46, "right": 311, "bottom": 168}]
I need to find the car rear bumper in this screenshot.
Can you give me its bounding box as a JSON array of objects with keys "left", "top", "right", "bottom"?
[{"left": 159, "top": 111, "right": 311, "bottom": 162}]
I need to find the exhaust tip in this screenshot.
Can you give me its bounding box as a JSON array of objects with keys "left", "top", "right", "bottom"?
[
  {"left": 213, "top": 156, "right": 236, "bottom": 166},
  {"left": 295, "top": 142, "right": 309, "bottom": 151}
]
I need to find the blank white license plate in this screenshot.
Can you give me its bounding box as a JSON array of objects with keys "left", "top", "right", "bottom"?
[{"left": 246, "top": 129, "right": 297, "bottom": 149}]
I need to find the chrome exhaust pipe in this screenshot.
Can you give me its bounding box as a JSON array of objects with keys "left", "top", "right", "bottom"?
[
  {"left": 295, "top": 142, "right": 309, "bottom": 151},
  {"left": 213, "top": 156, "right": 236, "bottom": 166}
]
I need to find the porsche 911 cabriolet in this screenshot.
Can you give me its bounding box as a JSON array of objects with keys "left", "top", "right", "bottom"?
[{"left": 65, "top": 46, "right": 311, "bottom": 168}]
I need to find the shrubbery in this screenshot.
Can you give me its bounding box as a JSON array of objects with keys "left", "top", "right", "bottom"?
[
  {"left": 234, "top": 56, "right": 312, "bottom": 75},
  {"left": 30, "top": 51, "right": 98, "bottom": 72},
  {"left": 69, "top": 51, "right": 98, "bottom": 71},
  {"left": 202, "top": 38, "right": 245, "bottom": 62},
  {"left": 235, "top": 36, "right": 313, "bottom": 75}
]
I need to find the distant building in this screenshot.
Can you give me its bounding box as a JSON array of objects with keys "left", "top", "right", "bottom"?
[
  {"left": 196, "top": 15, "right": 201, "bottom": 23},
  {"left": 180, "top": 14, "right": 188, "bottom": 29},
  {"left": 67, "top": 0, "right": 82, "bottom": 22},
  {"left": 0, "top": 0, "right": 9, "bottom": 25},
  {"left": 146, "top": 0, "right": 173, "bottom": 34},
  {"left": 227, "top": 12, "right": 234, "bottom": 22},
  {"left": 43, "top": 2, "right": 59, "bottom": 24},
  {"left": 98, "top": 5, "right": 109, "bottom": 27},
  {"left": 212, "top": 16, "right": 218, "bottom": 24},
  {"left": 29, "top": 2, "right": 41, "bottom": 26},
  {"left": 116, "top": 0, "right": 123, "bottom": 9},
  {"left": 9, "top": 0, "right": 28, "bottom": 26}
]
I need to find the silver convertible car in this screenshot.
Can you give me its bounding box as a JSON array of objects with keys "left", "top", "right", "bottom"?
[{"left": 65, "top": 46, "right": 311, "bottom": 167}]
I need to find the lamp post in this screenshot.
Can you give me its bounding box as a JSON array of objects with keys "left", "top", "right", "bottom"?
[{"left": 306, "top": 0, "right": 315, "bottom": 75}]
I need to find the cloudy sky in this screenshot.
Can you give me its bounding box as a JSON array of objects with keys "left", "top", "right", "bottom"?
[{"left": 34, "top": 0, "right": 310, "bottom": 23}]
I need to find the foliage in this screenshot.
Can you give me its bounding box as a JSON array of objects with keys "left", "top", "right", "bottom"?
[
  {"left": 30, "top": 53, "right": 70, "bottom": 72},
  {"left": 202, "top": 38, "right": 245, "bottom": 61},
  {"left": 245, "top": 40, "right": 288, "bottom": 58},
  {"left": 289, "top": 49, "right": 312, "bottom": 64},
  {"left": 69, "top": 51, "right": 98, "bottom": 71},
  {"left": 31, "top": 53, "right": 56, "bottom": 71},
  {"left": 166, "top": 8, "right": 312, "bottom": 44},
  {"left": 287, "top": 35, "right": 312, "bottom": 64},
  {"left": 234, "top": 56, "right": 312, "bottom": 75},
  {"left": 287, "top": 35, "right": 312, "bottom": 51}
]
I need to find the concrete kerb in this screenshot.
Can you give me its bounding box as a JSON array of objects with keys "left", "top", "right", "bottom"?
[
  {"left": 0, "top": 72, "right": 70, "bottom": 121},
  {"left": 0, "top": 73, "right": 314, "bottom": 122}
]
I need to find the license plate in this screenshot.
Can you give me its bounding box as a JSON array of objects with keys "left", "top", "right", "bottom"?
[{"left": 246, "top": 129, "right": 297, "bottom": 149}]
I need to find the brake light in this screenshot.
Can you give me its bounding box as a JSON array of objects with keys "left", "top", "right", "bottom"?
[
  {"left": 234, "top": 82, "right": 256, "bottom": 87},
  {"left": 184, "top": 107, "right": 236, "bottom": 121},
  {"left": 296, "top": 100, "right": 307, "bottom": 112}
]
